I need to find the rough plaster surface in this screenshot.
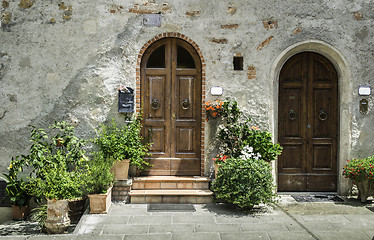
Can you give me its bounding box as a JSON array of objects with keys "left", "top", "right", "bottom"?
[{"left": 0, "top": 0, "right": 373, "bottom": 194}]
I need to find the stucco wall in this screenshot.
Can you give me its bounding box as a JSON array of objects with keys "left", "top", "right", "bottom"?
[{"left": 1, "top": 0, "right": 373, "bottom": 194}]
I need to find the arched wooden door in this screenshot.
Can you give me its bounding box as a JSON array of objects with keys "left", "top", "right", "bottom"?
[
  {"left": 278, "top": 52, "right": 338, "bottom": 191},
  {"left": 141, "top": 38, "right": 202, "bottom": 176}
]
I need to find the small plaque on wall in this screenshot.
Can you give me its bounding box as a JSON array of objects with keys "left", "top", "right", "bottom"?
[
  {"left": 143, "top": 14, "right": 161, "bottom": 27},
  {"left": 210, "top": 87, "right": 223, "bottom": 96}
]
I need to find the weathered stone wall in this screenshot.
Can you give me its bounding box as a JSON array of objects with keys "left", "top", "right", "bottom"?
[{"left": 1, "top": 0, "right": 373, "bottom": 194}]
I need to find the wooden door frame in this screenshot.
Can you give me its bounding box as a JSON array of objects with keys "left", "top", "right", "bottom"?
[
  {"left": 270, "top": 40, "right": 353, "bottom": 195},
  {"left": 135, "top": 32, "right": 207, "bottom": 176}
]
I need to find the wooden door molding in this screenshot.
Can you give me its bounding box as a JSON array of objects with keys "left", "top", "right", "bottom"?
[
  {"left": 278, "top": 52, "right": 338, "bottom": 192},
  {"left": 140, "top": 37, "right": 202, "bottom": 176}
]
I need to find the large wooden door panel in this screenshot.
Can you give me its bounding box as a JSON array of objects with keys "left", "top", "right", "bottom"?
[
  {"left": 141, "top": 38, "right": 201, "bottom": 176},
  {"left": 278, "top": 52, "right": 338, "bottom": 192}
]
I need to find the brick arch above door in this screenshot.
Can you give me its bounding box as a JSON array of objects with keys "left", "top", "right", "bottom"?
[{"left": 135, "top": 32, "right": 207, "bottom": 175}]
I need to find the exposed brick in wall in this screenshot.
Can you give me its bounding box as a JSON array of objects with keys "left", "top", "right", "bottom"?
[
  {"left": 257, "top": 36, "right": 274, "bottom": 50},
  {"left": 2, "top": 0, "right": 9, "bottom": 8},
  {"left": 293, "top": 27, "right": 303, "bottom": 35},
  {"left": 112, "top": 180, "right": 131, "bottom": 202},
  {"left": 263, "top": 20, "right": 278, "bottom": 30},
  {"left": 136, "top": 32, "right": 206, "bottom": 176},
  {"left": 221, "top": 24, "right": 239, "bottom": 29},
  {"left": 129, "top": 2, "right": 171, "bottom": 14},
  {"left": 227, "top": 6, "right": 237, "bottom": 15},
  {"left": 18, "top": 0, "right": 33, "bottom": 9},
  {"left": 186, "top": 11, "right": 200, "bottom": 17},
  {"left": 354, "top": 12, "right": 363, "bottom": 20},
  {"left": 210, "top": 38, "right": 228, "bottom": 44},
  {"left": 247, "top": 65, "right": 256, "bottom": 80},
  {"left": 110, "top": 5, "right": 124, "bottom": 14}
]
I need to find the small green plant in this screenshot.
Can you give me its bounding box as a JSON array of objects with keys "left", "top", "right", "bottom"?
[
  {"left": 94, "top": 115, "right": 151, "bottom": 171},
  {"left": 30, "top": 204, "right": 47, "bottom": 230},
  {"left": 343, "top": 156, "right": 374, "bottom": 183},
  {"left": 86, "top": 152, "right": 115, "bottom": 194},
  {"left": 1, "top": 156, "right": 32, "bottom": 206},
  {"left": 211, "top": 157, "right": 277, "bottom": 208}
]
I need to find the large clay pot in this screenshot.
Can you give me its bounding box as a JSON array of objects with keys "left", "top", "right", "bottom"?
[
  {"left": 356, "top": 178, "right": 374, "bottom": 203},
  {"left": 44, "top": 199, "right": 70, "bottom": 234},
  {"left": 88, "top": 186, "right": 112, "bottom": 214},
  {"left": 111, "top": 159, "right": 130, "bottom": 180},
  {"left": 11, "top": 205, "right": 29, "bottom": 220},
  {"left": 68, "top": 197, "right": 87, "bottom": 223}
]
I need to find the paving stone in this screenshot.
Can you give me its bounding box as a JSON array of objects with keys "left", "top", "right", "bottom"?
[
  {"left": 267, "top": 231, "right": 317, "bottom": 240},
  {"left": 195, "top": 223, "right": 241, "bottom": 233},
  {"left": 300, "top": 215, "right": 350, "bottom": 223},
  {"left": 148, "top": 224, "right": 195, "bottom": 233},
  {"left": 73, "top": 235, "right": 124, "bottom": 240},
  {"left": 28, "top": 235, "right": 77, "bottom": 240},
  {"left": 0, "top": 237, "right": 28, "bottom": 240},
  {"left": 363, "top": 230, "right": 374, "bottom": 239},
  {"left": 128, "top": 215, "right": 172, "bottom": 225},
  {"left": 172, "top": 233, "right": 220, "bottom": 240},
  {"left": 330, "top": 221, "right": 374, "bottom": 230},
  {"left": 172, "top": 215, "right": 215, "bottom": 224},
  {"left": 301, "top": 222, "right": 336, "bottom": 231},
  {"left": 215, "top": 215, "right": 260, "bottom": 224},
  {"left": 102, "top": 224, "right": 149, "bottom": 235},
  {"left": 124, "top": 233, "right": 172, "bottom": 240},
  {"left": 241, "top": 222, "right": 288, "bottom": 232},
  {"left": 103, "top": 216, "right": 130, "bottom": 224},
  {"left": 220, "top": 232, "right": 270, "bottom": 240},
  {"left": 315, "top": 230, "right": 371, "bottom": 240}
]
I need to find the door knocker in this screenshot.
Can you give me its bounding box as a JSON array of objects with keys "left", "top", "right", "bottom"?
[
  {"left": 182, "top": 99, "right": 190, "bottom": 110},
  {"left": 151, "top": 98, "right": 160, "bottom": 110},
  {"left": 319, "top": 109, "right": 328, "bottom": 121},
  {"left": 288, "top": 109, "right": 296, "bottom": 121}
]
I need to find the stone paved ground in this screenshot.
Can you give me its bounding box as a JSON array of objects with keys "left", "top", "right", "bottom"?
[{"left": 0, "top": 195, "right": 374, "bottom": 240}]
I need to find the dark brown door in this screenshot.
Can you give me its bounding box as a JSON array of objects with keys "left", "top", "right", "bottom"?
[
  {"left": 278, "top": 52, "right": 338, "bottom": 191},
  {"left": 141, "top": 38, "right": 202, "bottom": 176}
]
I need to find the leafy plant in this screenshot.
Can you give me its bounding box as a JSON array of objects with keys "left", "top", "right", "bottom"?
[
  {"left": 205, "top": 100, "right": 224, "bottom": 121},
  {"left": 30, "top": 204, "right": 47, "bottom": 230},
  {"left": 216, "top": 100, "right": 282, "bottom": 161},
  {"left": 343, "top": 156, "right": 374, "bottom": 182},
  {"left": 211, "top": 157, "right": 277, "bottom": 208},
  {"left": 94, "top": 116, "right": 151, "bottom": 171},
  {"left": 1, "top": 156, "right": 32, "bottom": 206},
  {"left": 86, "top": 152, "right": 115, "bottom": 194},
  {"left": 212, "top": 153, "right": 229, "bottom": 165}
]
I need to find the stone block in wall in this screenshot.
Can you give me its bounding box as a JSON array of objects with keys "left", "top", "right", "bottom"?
[
  {"left": 186, "top": 11, "right": 200, "bottom": 17},
  {"left": 293, "top": 27, "right": 302, "bottom": 35},
  {"left": 354, "top": 12, "right": 363, "bottom": 20},
  {"left": 112, "top": 179, "right": 132, "bottom": 203},
  {"left": 129, "top": 2, "right": 171, "bottom": 14},
  {"left": 18, "top": 0, "right": 33, "bottom": 9},
  {"left": 247, "top": 65, "right": 256, "bottom": 80}
]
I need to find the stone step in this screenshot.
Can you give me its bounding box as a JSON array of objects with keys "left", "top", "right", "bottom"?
[
  {"left": 129, "top": 189, "right": 213, "bottom": 204},
  {"left": 131, "top": 176, "right": 211, "bottom": 190}
]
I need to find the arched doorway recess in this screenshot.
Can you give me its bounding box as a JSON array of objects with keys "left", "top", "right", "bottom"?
[{"left": 278, "top": 52, "right": 338, "bottom": 191}]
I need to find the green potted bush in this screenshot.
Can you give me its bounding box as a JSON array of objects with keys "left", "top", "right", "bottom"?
[
  {"left": 2, "top": 156, "right": 32, "bottom": 220},
  {"left": 94, "top": 115, "right": 151, "bottom": 179},
  {"left": 212, "top": 157, "right": 277, "bottom": 209},
  {"left": 87, "top": 152, "right": 115, "bottom": 214},
  {"left": 343, "top": 156, "right": 374, "bottom": 202}
]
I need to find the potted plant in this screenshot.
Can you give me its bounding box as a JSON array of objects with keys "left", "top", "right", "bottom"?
[
  {"left": 2, "top": 157, "right": 32, "bottom": 220},
  {"left": 343, "top": 156, "right": 374, "bottom": 202},
  {"left": 87, "top": 152, "right": 115, "bottom": 214},
  {"left": 94, "top": 116, "right": 151, "bottom": 179}
]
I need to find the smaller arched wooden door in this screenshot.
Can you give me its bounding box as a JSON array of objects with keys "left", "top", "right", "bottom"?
[
  {"left": 278, "top": 52, "right": 338, "bottom": 191},
  {"left": 140, "top": 38, "right": 202, "bottom": 176}
]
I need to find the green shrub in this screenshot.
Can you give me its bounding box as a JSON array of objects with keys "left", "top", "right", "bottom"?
[
  {"left": 86, "top": 152, "right": 115, "bottom": 194},
  {"left": 94, "top": 116, "right": 151, "bottom": 171},
  {"left": 211, "top": 157, "right": 277, "bottom": 208}
]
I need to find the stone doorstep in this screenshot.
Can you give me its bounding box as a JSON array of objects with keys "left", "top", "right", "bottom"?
[
  {"left": 130, "top": 189, "right": 214, "bottom": 196},
  {"left": 132, "top": 176, "right": 211, "bottom": 190},
  {"left": 133, "top": 176, "right": 211, "bottom": 182}
]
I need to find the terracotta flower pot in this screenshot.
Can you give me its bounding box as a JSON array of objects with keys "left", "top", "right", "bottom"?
[
  {"left": 68, "top": 197, "right": 87, "bottom": 223},
  {"left": 11, "top": 205, "right": 29, "bottom": 220},
  {"left": 88, "top": 186, "right": 112, "bottom": 214},
  {"left": 45, "top": 199, "right": 70, "bottom": 234},
  {"left": 111, "top": 159, "right": 130, "bottom": 180},
  {"left": 356, "top": 178, "right": 374, "bottom": 203}
]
